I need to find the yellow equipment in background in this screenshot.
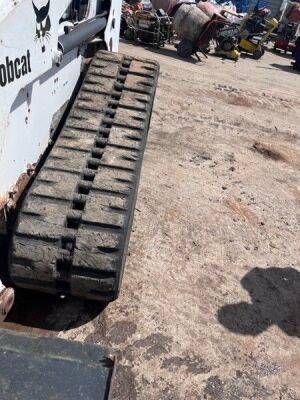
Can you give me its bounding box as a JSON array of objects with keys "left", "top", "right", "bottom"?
[
  {"left": 239, "top": 13, "right": 278, "bottom": 59},
  {"left": 214, "top": 22, "right": 241, "bottom": 61},
  {"left": 215, "top": 47, "right": 241, "bottom": 60}
]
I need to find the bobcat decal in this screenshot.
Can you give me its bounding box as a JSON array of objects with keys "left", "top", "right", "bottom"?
[{"left": 32, "top": 0, "right": 51, "bottom": 53}]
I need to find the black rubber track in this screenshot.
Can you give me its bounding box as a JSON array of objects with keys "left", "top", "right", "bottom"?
[{"left": 8, "top": 50, "right": 159, "bottom": 301}]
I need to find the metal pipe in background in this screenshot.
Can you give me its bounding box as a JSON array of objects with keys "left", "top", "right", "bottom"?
[{"left": 59, "top": 14, "right": 107, "bottom": 55}]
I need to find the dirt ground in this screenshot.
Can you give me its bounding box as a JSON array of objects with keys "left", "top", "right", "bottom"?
[{"left": 3, "top": 42, "right": 300, "bottom": 399}]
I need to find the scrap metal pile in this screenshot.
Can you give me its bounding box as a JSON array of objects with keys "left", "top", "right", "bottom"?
[{"left": 121, "top": 2, "right": 173, "bottom": 46}]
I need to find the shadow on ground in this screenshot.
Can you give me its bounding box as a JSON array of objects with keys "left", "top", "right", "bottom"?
[
  {"left": 144, "top": 45, "right": 204, "bottom": 63},
  {"left": 120, "top": 38, "right": 200, "bottom": 64},
  {"left": 270, "top": 63, "right": 299, "bottom": 74},
  {"left": 5, "top": 289, "right": 106, "bottom": 332},
  {"left": 218, "top": 267, "right": 300, "bottom": 337}
]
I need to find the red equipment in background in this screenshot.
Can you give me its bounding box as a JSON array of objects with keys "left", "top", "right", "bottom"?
[
  {"left": 274, "top": 1, "right": 300, "bottom": 54},
  {"left": 274, "top": 22, "right": 297, "bottom": 53}
]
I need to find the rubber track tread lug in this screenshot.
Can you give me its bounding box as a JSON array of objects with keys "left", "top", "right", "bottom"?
[{"left": 9, "top": 50, "right": 159, "bottom": 301}]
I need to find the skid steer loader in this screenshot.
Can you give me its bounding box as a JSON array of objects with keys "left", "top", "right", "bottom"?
[
  {"left": 0, "top": 0, "right": 159, "bottom": 308},
  {"left": 0, "top": 1, "right": 159, "bottom": 397}
]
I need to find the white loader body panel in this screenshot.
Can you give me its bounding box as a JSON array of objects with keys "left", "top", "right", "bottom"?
[{"left": 0, "top": 0, "right": 121, "bottom": 208}]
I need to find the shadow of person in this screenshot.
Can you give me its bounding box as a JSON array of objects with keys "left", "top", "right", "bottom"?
[{"left": 218, "top": 267, "right": 300, "bottom": 337}]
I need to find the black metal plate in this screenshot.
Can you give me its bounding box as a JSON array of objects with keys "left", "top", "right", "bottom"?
[{"left": 0, "top": 329, "right": 115, "bottom": 400}]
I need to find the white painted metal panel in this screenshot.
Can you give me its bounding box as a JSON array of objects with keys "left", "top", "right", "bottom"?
[
  {"left": 104, "top": 0, "right": 122, "bottom": 52},
  {"left": 0, "top": 0, "right": 81, "bottom": 199},
  {"left": 0, "top": 0, "right": 122, "bottom": 203}
]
